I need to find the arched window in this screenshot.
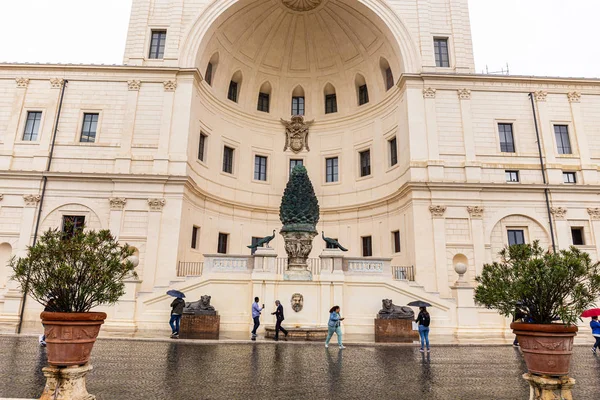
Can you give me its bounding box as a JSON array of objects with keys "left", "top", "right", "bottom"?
[
  {"left": 380, "top": 57, "right": 394, "bottom": 91},
  {"left": 291, "top": 85, "right": 305, "bottom": 115},
  {"left": 228, "top": 70, "right": 242, "bottom": 103},
  {"left": 324, "top": 83, "right": 337, "bottom": 114},
  {"left": 205, "top": 52, "right": 219, "bottom": 86},
  {"left": 257, "top": 81, "right": 271, "bottom": 113},
  {"left": 355, "top": 74, "right": 369, "bottom": 106}
]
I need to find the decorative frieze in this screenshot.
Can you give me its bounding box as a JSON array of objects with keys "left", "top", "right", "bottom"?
[
  {"left": 533, "top": 90, "right": 547, "bottom": 102},
  {"left": 213, "top": 258, "right": 248, "bottom": 271},
  {"left": 163, "top": 80, "right": 177, "bottom": 92},
  {"left": 550, "top": 207, "right": 567, "bottom": 220},
  {"left": 567, "top": 91, "right": 581, "bottom": 103},
  {"left": 15, "top": 78, "right": 29, "bottom": 88},
  {"left": 423, "top": 87, "right": 436, "bottom": 98},
  {"left": 148, "top": 198, "right": 166, "bottom": 211},
  {"left": 50, "top": 78, "right": 65, "bottom": 89},
  {"left": 587, "top": 208, "right": 600, "bottom": 220},
  {"left": 429, "top": 205, "right": 447, "bottom": 218},
  {"left": 467, "top": 206, "right": 484, "bottom": 219},
  {"left": 457, "top": 89, "right": 471, "bottom": 100},
  {"left": 347, "top": 260, "right": 384, "bottom": 273},
  {"left": 109, "top": 197, "right": 127, "bottom": 210},
  {"left": 127, "top": 80, "right": 141, "bottom": 91},
  {"left": 23, "top": 194, "right": 41, "bottom": 206}
]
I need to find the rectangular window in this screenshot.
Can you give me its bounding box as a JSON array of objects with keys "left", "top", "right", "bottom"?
[
  {"left": 326, "top": 238, "right": 339, "bottom": 249},
  {"left": 325, "top": 157, "right": 339, "bottom": 183},
  {"left": 217, "top": 233, "right": 228, "bottom": 254},
  {"left": 198, "top": 133, "right": 207, "bottom": 162},
  {"left": 325, "top": 94, "right": 337, "bottom": 114},
  {"left": 389, "top": 137, "right": 398, "bottom": 166},
  {"left": 554, "top": 125, "right": 572, "bottom": 154},
  {"left": 149, "top": 30, "right": 167, "bottom": 59},
  {"left": 223, "top": 146, "right": 234, "bottom": 174},
  {"left": 292, "top": 96, "right": 305, "bottom": 116},
  {"left": 362, "top": 236, "right": 373, "bottom": 257},
  {"left": 563, "top": 171, "right": 576, "bottom": 184},
  {"left": 290, "top": 159, "right": 303, "bottom": 174},
  {"left": 392, "top": 230, "right": 401, "bottom": 253},
  {"left": 62, "top": 215, "right": 85, "bottom": 238},
  {"left": 254, "top": 155, "right": 267, "bottom": 181},
  {"left": 191, "top": 226, "right": 199, "bottom": 249},
  {"left": 358, "top": 84, "right": 369, "bottom": 105},
  {"left": 251, "top": 236, "right": 262, "bottom": 255},
  {"left": 507, "top": 229, "right": 525, "bottom": 246},
  {"left": 257, "top": 92, "right": 270, "bottom": 112},
  {"left": 498, "top": 123, "right": 515, "bottom": 153},
  {"left": 505, "top": 170, "right": 519, "bottom": 183},
  {"left": 80, "top": 113, "right": 99, "bottom": 143},
  {"left": 571, "top": 227, "right": 584, "bottom": 246},
  {"left": 23, "top": 111, "right": 42, "bottom": 141},
  {"left": 434, "top": 38, "right": 450, "bottom": 67},
  {"left": 228, "top": 81, "right": 238, "bottom": 102},
  {"left": 360, "top": 149, "right": 371, "bottom": 177},
  {"left": 385, "top": 67, "right": 394, "bottom": 90}
]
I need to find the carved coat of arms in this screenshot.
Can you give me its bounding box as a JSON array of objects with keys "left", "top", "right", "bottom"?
[{"left": 281, "top": 115, "right": 314, "bottom": 153}]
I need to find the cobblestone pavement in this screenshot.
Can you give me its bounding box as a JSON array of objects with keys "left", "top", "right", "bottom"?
[{"left": 1, "top": 336, "right": 599, "bottom": 400}]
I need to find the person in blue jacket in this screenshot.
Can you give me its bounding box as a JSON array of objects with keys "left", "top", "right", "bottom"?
[
  {"left": 325, "top": 305, "right": 345, "bottom": 349},
  {"left": 591, "top": 316, "right": 600, "bottom": 354}
]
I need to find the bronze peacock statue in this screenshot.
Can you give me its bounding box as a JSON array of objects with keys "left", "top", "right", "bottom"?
[
  {"left": 322, "top": 231, "right": 348, "bottom": 251},
  {"left": 248, "top": 230, "right": 276, "bottom": 249}
]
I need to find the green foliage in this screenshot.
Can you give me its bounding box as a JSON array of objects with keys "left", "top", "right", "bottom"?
[
  {"left": 474, "top": 241, "right": 600, "bottom": 325},
  {"left": 280, "top": 165, "right": 320, "bottom": 232},
  {"left": 10, "top": 227, "right": 137, "bottom": 313}
]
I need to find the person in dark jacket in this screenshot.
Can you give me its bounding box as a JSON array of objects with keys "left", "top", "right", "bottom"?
[
  {"left": 271, "top": 300, "right": 289, "bottom": 341},
  {"left": 169, "top": 296, "right": 185, "bottom": 338},
  {"left": 416, "top": 307, "right": 431, "bottom": 352},
  {"left": 591, "top": 316, "right": 600, "bottom": 354}
]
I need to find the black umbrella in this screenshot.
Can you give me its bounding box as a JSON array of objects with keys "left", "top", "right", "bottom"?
[
  {"left": 167, "top": 289, "right": 185, "bottom": 298},
  {"left": 408, "top": 300, "right": 432, "bottom": 308}
]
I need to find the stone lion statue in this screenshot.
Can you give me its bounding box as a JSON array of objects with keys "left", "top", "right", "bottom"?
[
  {"left": 377, "top": 299, "right": 414, "bottom": 320},
  {"left": 291, "top": 293, "right": 304, "bottom": 312},
  {"left": 183, "top": 295, "right": 217, "bottom": 315}
]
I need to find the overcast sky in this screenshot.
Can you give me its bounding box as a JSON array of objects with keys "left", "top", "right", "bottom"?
[{"left": 0, "top": 0, "right": 598, "bottom": 78}]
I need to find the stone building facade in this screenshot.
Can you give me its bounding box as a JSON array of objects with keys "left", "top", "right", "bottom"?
[{"left": 1, "top": 0, "right": 599, "bottom": 336}]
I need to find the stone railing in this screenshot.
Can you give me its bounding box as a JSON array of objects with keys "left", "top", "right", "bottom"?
[
  {"left": 176, "top": 261, "right": 204, "bottom": 277},
  {"left": 203, "top": 254, "right": 253, "bottom": 273},
  {"left": 344, "top": 257, "right": 392, "bottom": 275},
  {"left": 391, "top": 266, "right": 415, "bottom": 281}
]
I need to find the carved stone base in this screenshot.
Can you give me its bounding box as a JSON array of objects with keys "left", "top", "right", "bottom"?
[
  {"left": 284, "top": 269, "right": 313, "bottom": 281},
  {"left": 179, "top": 314, "right": 220, "bottom": 339},
  {"left": 523, "top": 373, "right": 575, "bottom": 400},
  {"left": 40, "top": 363, "right": 95, "bottom": 400},
  {"left": 374, "top": 319, "right": 419, "bottom": 342},
  {"left": 281, "top": 230, "right": 317, "bottom": 281}
]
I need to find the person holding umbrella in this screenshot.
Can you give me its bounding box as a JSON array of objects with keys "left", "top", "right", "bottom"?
[
  {"left": 408, "top": 300, "right": 432, "bottom": 353},
  {"left": 167, "top": 290, "right": 186, "bottom": 338},
  {"left": 581, "top": 308, "right": 600, "bottom": 354}
]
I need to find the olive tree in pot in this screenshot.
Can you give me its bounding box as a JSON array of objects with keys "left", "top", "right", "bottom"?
[
  {"left": 475, "top": 241, "right": 600, "bottom": 376},
  {"left": 11, "top": 227, "right": 137, "bottom": 367}
]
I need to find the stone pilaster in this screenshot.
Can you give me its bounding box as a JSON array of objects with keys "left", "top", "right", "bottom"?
[
  {"left": 108, "top": 198, "right": 127, "bottom": 238},
  {"left": 467, "top": 206, "right": 485, "bottom": 276},
  {"left": 430, "top": 205, "right": 449, "bottom": 297}
]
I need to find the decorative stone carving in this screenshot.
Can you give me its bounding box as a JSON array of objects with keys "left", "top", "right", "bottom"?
[
  {"left": 281, "top": 0, "right": 322, "bottom": 11},
  {"left": 163, "top": 80, "right": 177, "bottom": 91},
  {"left": 183, "top": 295, "right": 217, "bottom": 315},
  {"left": 15, "top": 78, "right": 29, "bottom": 88},
  {"left": 23, "top": 194, "right": 41, "bottom": 206},
  {"left": 212, "top": 258, "right": 248, "bottom": 271},
  {"left": 454, "top": 262, "right": 469, "bottom": 286},
  {"left": 290, "top": 293, "right": 304, "bottom": 312},
  {"left": 429, "top": 205, "right": 447, "bottom": 218},
  {"left": 127, "top": 80, "right": 141, "bottom": 91},
  {"left": 423, "top": 87, "right": 436, "bottom": 98},
  {"left": 550, "top": 207, "right": 567, "bottom": 220},
  {"left": 40, "top": 364, "right": 95, "bottom": 400},
  {"left": 50, "top": 78, "right": 64, "bottom": 89},
  {"left": 377, "top": 299, "right": 415, "bottom": 320},
  {"left": 567, "top": 91, "right": 581, "bottom": 103},
  {"left": 109, "top": 197, "right": 127, "bottom": 210},
  {"left": 147, "top": 198, "right": 166, "bottom": 211},
  {"left": 281, "top": 116, "right": 314, "bottom": 153},
  {"left": 282, "top": 231, "right": 318, "bottom": 275},
  {"left": 457, "top": 89, "right": 471, "bottom": 100},
  {"left": 587, "top": 208, "right": 600, "bottom": 220},
  {"left": 348, "top": 260, "right": 384, "bottom": 273},
  {"left": 533, "top": 90, "right": 547, "bottom": 102},
  {"left": 467, "top": 206, "right": 484, "bottom": 219}
]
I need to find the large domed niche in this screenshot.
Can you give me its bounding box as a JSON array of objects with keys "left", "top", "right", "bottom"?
[{"left": 196, "top": 0, "right": 405, "bottom": 117}]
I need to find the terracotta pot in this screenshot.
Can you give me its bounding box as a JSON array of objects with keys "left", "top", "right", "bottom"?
[
  {"left": 41, "top": 311, "right": 106, "bottom": 367},
  {"left": 511, "top": 322, "right": 577, "bottom": 376}
]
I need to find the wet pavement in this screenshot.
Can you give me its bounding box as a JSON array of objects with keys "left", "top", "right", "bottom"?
[{"left": 1, "top": 336, "right": 599, "bottom": 399}]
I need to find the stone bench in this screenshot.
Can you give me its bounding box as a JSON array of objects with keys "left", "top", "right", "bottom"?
[{"left": 264, "top": 326, "right": 328, "bottom": 341}]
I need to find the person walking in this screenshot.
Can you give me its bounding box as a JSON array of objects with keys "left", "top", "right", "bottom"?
[
  {"left": 325, "top": 305, "right": 345, "bottom": 349},
  {"left": 271, "top": 300, "right": 289, "bottom": 341},
  {"left": 591, "top": 316, "right": 600, "bottom": 354},
  {"left": 169, "top": 296, "right": 185, "bottom": 338},
  {"left": 416, "top": 306, "right": 431, "bottom": 352},
  {"left": 251, "top": 297, "right": 264, "bottom": 341}
]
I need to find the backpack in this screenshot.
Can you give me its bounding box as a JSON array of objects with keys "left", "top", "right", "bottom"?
[{"left": 420, "top": 312, "right": 431, "bottom": 327}]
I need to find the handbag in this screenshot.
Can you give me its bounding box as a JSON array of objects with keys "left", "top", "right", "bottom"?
[{"left": 411, "top": 321, "right": 419, "bottom": 331}]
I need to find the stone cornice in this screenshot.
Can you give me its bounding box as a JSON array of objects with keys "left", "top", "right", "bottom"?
[{"left": 399, "top": 73, "right": 600, "bottom": 88}]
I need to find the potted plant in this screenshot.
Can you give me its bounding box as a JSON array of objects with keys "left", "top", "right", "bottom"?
[
  {"left": 475, "top": 241, "right": 600, "bottom": 376},
  {"left": 11, "top": 227, "right": 137, "bottom": 367}
]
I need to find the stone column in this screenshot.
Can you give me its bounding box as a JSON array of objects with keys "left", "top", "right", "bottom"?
[
  {"left": 0, "top": 78, "right": 28, "bottom": 170},
  {"left": 467, "top": 206, "right": 485, "bottom": 277},
  {"left": 430, "top": 205, "right": 449, "bottom": 297},
  {"left": 114, "top": 80, "right": 141, "bottom": 174},
  {"left": 34, "top": 78, "right": 64, "bottom": 171},
  {"left": 108, "top": 198, "right": 127, "bottom": 238},
  {"left": 568, "top": 91, "right": 596, "bottom": 184},
  {"left": 143, "top": 198, "right": 165, "bottom": 292},
  {"left": 533, "top": 91, "right": 561, "bottom": 184},
  {"left": 422, "top": 88, "right": 443, "bottom": 181},
  {"left": 551, "top": 207, "right": 570, "bottom": 250},
  {"left": 458, "top": 89, "right": 480, "bottom": 182},
  {"left": 587, "top": 208, "right": 600, "bottom": 260},
  {"left": 40, "top": 364, "right": 95, "bottom": 400}
]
